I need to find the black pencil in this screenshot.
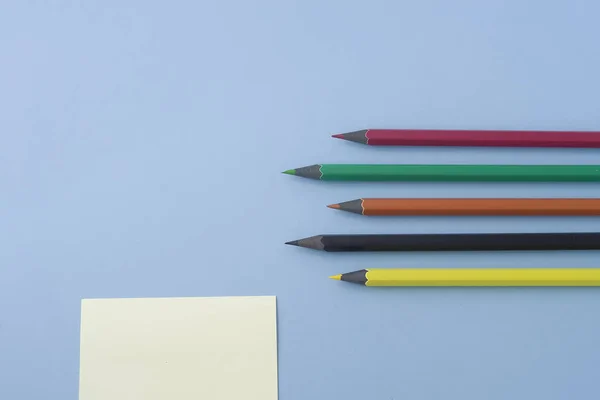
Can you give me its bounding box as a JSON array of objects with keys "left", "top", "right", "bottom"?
[{"left": 284, "top": 232, "right": 600, "bottom": 252}]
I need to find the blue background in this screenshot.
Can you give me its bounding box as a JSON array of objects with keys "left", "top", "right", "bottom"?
[{"left": 2, "top": 1, "right": 600, "bottom": 399}]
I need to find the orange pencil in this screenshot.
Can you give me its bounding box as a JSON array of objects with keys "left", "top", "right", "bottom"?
[{"left": 327, "top": 198, "right": 600, "bottom": 216}]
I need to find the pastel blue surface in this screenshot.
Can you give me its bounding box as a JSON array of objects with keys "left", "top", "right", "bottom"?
[{"left": 2, "top": 1, "right": 600, "bottom": 399}]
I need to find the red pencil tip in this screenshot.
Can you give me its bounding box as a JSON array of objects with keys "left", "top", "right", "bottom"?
[{"left": 331, "top": 134, "right": 344, "bottom": 139}]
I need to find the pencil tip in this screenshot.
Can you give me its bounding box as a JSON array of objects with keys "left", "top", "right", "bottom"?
[
  {"left": 284, "top": 235, "right": 325, "bottom": 250},
  {"left": 331, "top": 134, "right": 344, "bottom": 139},
  {"left": 329, "top": 274, "right": 342, "bottom": 280},
  {"left": 285, "top": 165, "right": 322, "bottom": 180},
  {"left": 327, "top": 204, "right": 340, "bottom": 209},
  {"left": 334, "top": 129, "right": 368, "bottom": 144},
  {"left": 336, "top": 199, "right": 364, "bottom": 215}
]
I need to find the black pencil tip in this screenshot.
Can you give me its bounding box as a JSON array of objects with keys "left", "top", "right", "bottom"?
[{"left": 284, "top": 235, "right": 325, "bottom": 251}]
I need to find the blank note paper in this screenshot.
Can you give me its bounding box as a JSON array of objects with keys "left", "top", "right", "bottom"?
[{"left": 79, "top": 296, "right": 278, "bottom": 400}]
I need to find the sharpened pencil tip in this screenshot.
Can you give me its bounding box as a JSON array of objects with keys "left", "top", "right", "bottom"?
[
  {"left": 327, "top": 204, "right": 340, "bottom": 209},
  {"left": 329, "top": 274, "right": 342, "bottom": 280},
  {"left": 284, "top": 235, "right": 325, "bottom": 250},
  {"left": 282, "top": 169, "right": 295, "bottom": 175},
  {"left": 333, "top": 129, "right": 368, "bottom": 144}
]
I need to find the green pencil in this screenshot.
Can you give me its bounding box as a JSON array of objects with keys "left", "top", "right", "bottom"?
[{"left": 282, "top": 164, "right": 600, "bottom": 182}]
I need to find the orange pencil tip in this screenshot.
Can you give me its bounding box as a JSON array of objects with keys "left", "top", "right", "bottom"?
[{"left": 327, "top": 204, "right": 340, "bottom": 209}]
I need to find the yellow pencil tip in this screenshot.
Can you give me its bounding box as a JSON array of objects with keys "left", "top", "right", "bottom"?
[{"left": 329, "top": 274, "right": 342, "bottom": 280}]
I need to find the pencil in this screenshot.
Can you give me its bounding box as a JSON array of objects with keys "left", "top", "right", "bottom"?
[
  {"left": 285, "top": 233, "right": 600, "bottom": 252},
  {"left": 333, "top": 129, "right": 600, "bottom": 148},
  {"left": 282, "top": 164, "right": 600, "bottom": 182},
  {"left": 327, "top": 198, "right": 600, "bottom": 216},
  {"left": 330, "top": 268, "right": 600, "bottom": 286}
]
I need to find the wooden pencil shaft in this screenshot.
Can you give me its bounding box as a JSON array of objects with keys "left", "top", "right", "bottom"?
[{"left": 351, "top": 198, "right": 600, "bottom": 216}]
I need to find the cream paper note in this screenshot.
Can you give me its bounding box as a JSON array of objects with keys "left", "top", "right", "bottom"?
[{"left": 79, "top": 296, "right": 278, "bottom": 400}]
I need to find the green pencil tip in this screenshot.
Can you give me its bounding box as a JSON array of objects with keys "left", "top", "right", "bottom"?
[{"left": 282, "top": 169, "right": 295, "bottom": 175}]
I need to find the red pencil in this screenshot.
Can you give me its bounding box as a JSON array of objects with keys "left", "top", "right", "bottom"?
[{"left": 332, "top": 129, "right": 600, "bottom": 148}]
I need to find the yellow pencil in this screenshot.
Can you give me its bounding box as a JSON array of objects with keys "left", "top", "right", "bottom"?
[{"left": 330, "top": 268, "right": 600, "bottom": 286}]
